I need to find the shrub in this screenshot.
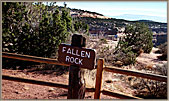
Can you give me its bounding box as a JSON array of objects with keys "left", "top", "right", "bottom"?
[
  {"left": 100, "top": 38, "right": 107, "bottom": 44},
  {"left": 157, "top": 42, "right": 167, "bottom": 60},
  {"left": 133, "top": 79, "right": 167, "bottom": 99},
  {"left": 113, "top": 45, "right": 136, "bottom": 66},
  {"left": 123, "top": 22, "right": 153, "bottom": 53},
  {"left": 2, "top": 2, "right": 72, "bottom": 69},
  {"left": 113, "top": 22, "right": 153, "bottom": 65},
  {"left": 2, "top": 2, "right": 71, "bottom": 57},
  {"left": 125, "top": 63, "right": 167, "bottom": 99}
]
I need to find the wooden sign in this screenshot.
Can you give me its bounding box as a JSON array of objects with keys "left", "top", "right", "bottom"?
[{"left": 58, "top": 44, "right": 96, "bottom": 70}]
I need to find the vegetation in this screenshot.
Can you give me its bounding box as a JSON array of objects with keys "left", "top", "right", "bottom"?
[
  {"left": 73, "top": 19, "right": 89, "bottom": 34},
  {"left": 113, "top": 22, "right": 153, "bottom": 65},
  {"left": 156, "top": 42, "right": 167, "bottom": 60},
  {"left": 2, "top": 2, "right": 89, "bottom": 69},
  {"left": 113, "top": 46, "right": 136, "bottom": 66},
  {"left": 130, "top": 63, "right": 167, "bottom": 99},
  {"left": 100, "top": 38, "right": 107, "bottom": 44},
  {"left": 3, "top": 2, "right": 68, "bottom": 57},
  {"left": 122, "top": 22, "right": 153, "bottom": 53}
]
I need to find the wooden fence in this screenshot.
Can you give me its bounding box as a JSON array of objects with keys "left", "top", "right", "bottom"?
[{"left": 2, "top": 52, "right": 167, "bottom": 99}]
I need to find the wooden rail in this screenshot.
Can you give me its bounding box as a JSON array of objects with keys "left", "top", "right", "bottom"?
[
  {"left": 104, "top": 66, "right": 167, "bottom": 82},
  {"left": 2, "top": 74, "right": 95, "bottom": 92},
  {"left": 2, "top": 52, "right": 69, "bottom": 66},
  {"left": 94, "top": 59, "right": 104, "bottom": 99},
  {"left": 3, "top": 52, "right": 166, "bottom": 82},
  {"left": 101, "top": 90, "right": 142, "bottom": 99}
]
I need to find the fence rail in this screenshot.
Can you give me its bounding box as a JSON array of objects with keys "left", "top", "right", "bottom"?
[
  {"left": 2, "top": 52, "right": 69, "bottom": 66},
  {"left": 2, "top": 74, "right": 95, "bottom": 92},
  {"left": 2, "top": 52, "right": 167, "bottom": 99},
  {"left": 101, "top": 90, "right": 142, "bottom": 99},
  {"left": 104, "top": 66, "right": 167, "bottom": 82},
  {"left": 3, "top": 52, "right": 166, "bottom": 82},
  {"left": 2, "top": 74, "right": 68, "bottom": 89}
]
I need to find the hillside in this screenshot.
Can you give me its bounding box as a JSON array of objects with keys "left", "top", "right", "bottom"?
[
  {"left": 66, "top": 7, "right": 167, "bottom": 26},
  {"left": 69, "top": 7, "right": 111, "bottom": 19},
  {"left": 66, "top": 7, "right": 167, "bottom": 47},
  {"left": 65, "top": 7, "right": 167, "bottom": 33},
  {"left": 112, "top": 14, "right": 167, "bottom": 23}
]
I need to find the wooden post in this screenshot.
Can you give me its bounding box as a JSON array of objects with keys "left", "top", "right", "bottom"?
[
  {"left": 67, "top": 34, "right": 86, "bottom": 99},
  {"left": 94, "top": 59, "right": 104, "bottom": 99}
]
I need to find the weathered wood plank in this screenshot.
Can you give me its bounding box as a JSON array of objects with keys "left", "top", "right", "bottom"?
[
  {"left": 2, "top": 74, "right": 68, "bottom": 89},
  {"left": 104, "top": 66, "right": 167, "bottom": 82},
  {"left": 101, "top": 90, "right": 142, "bottom": 99},
  {"left": 67, "top": 34, "right": 86, "bottom": 99},
  {"left": 94, "top": 59, "right": 104, "bottom": 99},
  {"left": 2, "top": 74, "right": 95, "bottom": 92},
  {"left": 2, "top": 52, "right": 69, "bottom": 66}
]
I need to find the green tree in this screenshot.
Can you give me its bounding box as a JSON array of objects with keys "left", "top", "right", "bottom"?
[
  {"left": 73, "top": 20, "right": 89, "bottom": 35},
  {"left": 61, "top": 3, "right": 73, "bottom": 32},
  {"left": 123, "top": 22, "right": 153, "bottom": 53},
  {"left": 2, "top": 2, "right": 71, "bottom": 57},
  {"left": 2, "top": 2, "right": 28, "bottom": 53},
  {"left": 2, "top": 2, "right": 74, "bottom": 68},
  {"left": 113, "top": 22, "right": 153, "bottom": 65}
]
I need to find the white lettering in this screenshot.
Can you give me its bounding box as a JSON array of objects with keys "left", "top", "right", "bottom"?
[
  {"left": 70, "top": 57, "right": 74, "bottom": 63},
  {"left": 81, "top": 51, "right": 85, "bottom": 57},
  {"left": 65, "top": 56, "right": 83, "bottom": 65},
  {"left": 67, "top": 48, "right": 71, "bottom": 54},
  {"left": 64, "top": 47, "right": 91, "bottom": 59},
  {"left": 75, "top": 58, "right": 79, "bottom": 64},
  {"left": 86, "top": 52, "right": 90, "bottom": 58},
  {"left": 65, "top": 56, "right": 70, "bottom": 62},
  {"left": 72, "top": 49, "right": 76, "bottom": 55},
  {"left": 62, "top": 47, "right": 66, "bottom": 52},
  {"left": 79, "top": 59, "right": 83, "bottom": 65},
  {"left": 76, "top": 50, "right": 80, "bottom": 56}
]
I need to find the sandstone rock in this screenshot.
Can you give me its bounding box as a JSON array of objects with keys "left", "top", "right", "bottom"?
[
  {"left": 113, "top": 61, "right": 123, "bottom": 66},
  {"left": 48, "top": 87, "right": 54, "bottom": 92},
  {"left": 23, "top": 86, "right": 29, "bottom": 90}
]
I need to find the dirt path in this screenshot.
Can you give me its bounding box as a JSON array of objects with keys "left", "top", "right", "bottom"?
[{"left": 136, "top": 47, "right": 167, "bottom": 68}]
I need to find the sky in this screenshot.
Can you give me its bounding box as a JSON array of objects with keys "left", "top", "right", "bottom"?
[{"left": 54, "top": 1, "right": 167, "bottom": 23}]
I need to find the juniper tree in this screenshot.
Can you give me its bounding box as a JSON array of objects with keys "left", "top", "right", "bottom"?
[
  {"left": 2, "top": 2, "right": 73, "bottom": 68},
  {"left": 114, "top": 22, "right": 153, "bottom": 65},
  {"left": 123, "top": 22, "right": 153, "bottom": 53},
  {"left": 2, "top": 2, "right": 71, "bottom": 58}
]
